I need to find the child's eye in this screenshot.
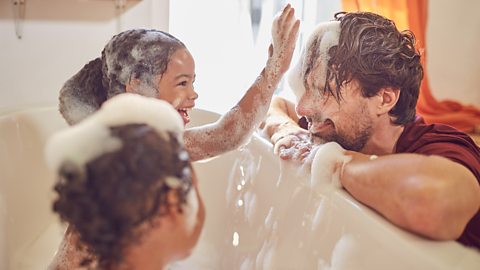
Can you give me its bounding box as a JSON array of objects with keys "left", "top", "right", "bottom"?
[{"left": 177, "top": 81, "right": 187, "bottom": 86}]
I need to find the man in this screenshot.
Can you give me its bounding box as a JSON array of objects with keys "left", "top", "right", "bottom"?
[{"left": 262, "top": 11, "right": 480, "bottom": 248}]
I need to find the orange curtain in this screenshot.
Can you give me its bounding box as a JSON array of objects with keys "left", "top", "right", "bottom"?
[
  {"left": 342, "top": 0, "right": 480, "bottom": 133},
  {"left": 342, "top": 0, "right": 409, "bottom": 31}
]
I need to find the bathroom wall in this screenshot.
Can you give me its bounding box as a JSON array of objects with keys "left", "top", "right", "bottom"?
[
  {"left": 0, "top": 0, "right": 169, "bottom": 114},
  {"left": 0, "top": 0, "right": 479, "bottom": 114},
  {"left": 427, "top": 0, "right": 480, "bottom": 106}
]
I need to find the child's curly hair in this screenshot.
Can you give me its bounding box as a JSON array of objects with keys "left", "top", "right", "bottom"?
[{"left": 53, "top": 123, "right": 192, "bottom": 269}]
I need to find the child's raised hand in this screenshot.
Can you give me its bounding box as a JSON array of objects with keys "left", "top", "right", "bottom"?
[{"left": 268, "top": 4, "right": 300, "bottom": 77}]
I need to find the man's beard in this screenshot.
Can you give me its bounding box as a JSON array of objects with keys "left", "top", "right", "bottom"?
[{"left": 312, "top": 123, "right": 373, "bottom": 152}]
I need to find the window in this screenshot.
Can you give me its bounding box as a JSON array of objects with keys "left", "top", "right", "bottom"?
[{"left": 170, "top": 0, "right": 341, "bottom": 113}]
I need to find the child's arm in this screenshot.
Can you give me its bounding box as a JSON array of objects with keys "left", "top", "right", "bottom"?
[{"left": 185, "top": 4, "right": 300, "bottom": 161}]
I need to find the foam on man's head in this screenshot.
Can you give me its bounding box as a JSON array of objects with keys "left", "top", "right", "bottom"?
[
  {"left": 288, "top": 21, "right": 341, "bottom": 101},
  {"left": 46, "top": 93, "right": 184, "bottom": 172}
]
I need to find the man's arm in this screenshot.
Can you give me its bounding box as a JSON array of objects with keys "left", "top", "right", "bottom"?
[
  {"left": 260, "top": 96, "right": 313, "bottom": 159},
  {"left": 341, "top": 151, "right": 480, "bottom": 240},
  {"left": 262, "top": 96, "right": 301, "bottom": 142}
]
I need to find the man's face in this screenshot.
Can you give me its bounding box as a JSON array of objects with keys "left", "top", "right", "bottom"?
[
  {"left": 290, "top": 20, "right": 378, "bottom": 152},
  {"left": 295, "top": 78, "right": 376, "bottom": 152}
]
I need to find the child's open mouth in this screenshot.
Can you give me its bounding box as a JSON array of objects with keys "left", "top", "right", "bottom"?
[{"left": 177, "top": 108, "right": 191, "bottom": 125}]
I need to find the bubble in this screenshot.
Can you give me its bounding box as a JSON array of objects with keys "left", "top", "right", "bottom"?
[{"left": 232, "top": 232, "right": 240, "bottom": 247}]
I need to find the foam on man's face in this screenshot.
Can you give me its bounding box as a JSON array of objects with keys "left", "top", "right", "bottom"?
[{"left": 288, "top": 21, "right": 341, "bottom": 102}]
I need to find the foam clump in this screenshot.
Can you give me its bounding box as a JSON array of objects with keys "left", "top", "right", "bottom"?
[
  {"left": 310, "top": 142, "right": 351, "bottom": 190},
  {"left": 60, "top": 95, "right": 98, "bottom": 125},
  {"left": 45, "top": 93, "right": 184, "bottom": 172},
  {"left": 288, "top": 21, "right": 341, "bottom": 101}
]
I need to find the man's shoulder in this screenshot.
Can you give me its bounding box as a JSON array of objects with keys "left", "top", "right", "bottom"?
[
  {"left": 397, "top": 117, "right": 478, "bottom": 152},
  {"left": 396, "top": 116, "right": 480, "bottom": 181}
]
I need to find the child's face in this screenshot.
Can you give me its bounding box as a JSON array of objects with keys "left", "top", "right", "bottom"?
[{"left": 157, "top": 48, "right": 198, "bottom": 125}]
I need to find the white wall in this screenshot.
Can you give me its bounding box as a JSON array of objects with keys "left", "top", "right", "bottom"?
[
  {"left": 427, "top": 0, "right": 480, "bottom": 107},
  {"left": 0, "top": 0, "right": 169, "bottom": 114}
]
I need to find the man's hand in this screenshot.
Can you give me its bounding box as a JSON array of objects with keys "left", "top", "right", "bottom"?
[
  {"left": 273, "top": 129, "right": 313, "bottom": 162},
  {"left": 261, "top": 97, "right": 311, "bottom": 162},
  {"left": 267, "top": 4, "right": 300, "bottom": 77}
]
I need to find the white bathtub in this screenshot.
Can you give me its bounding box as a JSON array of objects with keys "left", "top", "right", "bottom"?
[{"left": 0, "top": 106, "right": 479, "bottom": 270}]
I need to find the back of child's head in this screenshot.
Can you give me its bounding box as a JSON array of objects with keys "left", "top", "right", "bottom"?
[{"left": 46, "top": 93, "right": 193, "bottom": 268}]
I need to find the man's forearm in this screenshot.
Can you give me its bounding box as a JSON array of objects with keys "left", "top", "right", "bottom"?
[
  {"left": 341, "top": 151, "right": 480, "bottom": 240},
  {"left": 261, "top": 96, "right": 302, "bottom": 143}
]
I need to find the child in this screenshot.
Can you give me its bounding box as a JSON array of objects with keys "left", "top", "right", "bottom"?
[
  {"left": 46, "top": 93, "right": 205, "bottom": 269},
  {"left": 59, "top": 4, "right": 299, "bottom": 161},
  {"left": 52, "top": 5, "right": 299, "bottom": 268}
]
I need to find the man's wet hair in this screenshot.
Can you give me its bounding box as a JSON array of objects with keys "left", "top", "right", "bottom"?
[{"left": 326, "top": 12, "right": 423, "bottom": 125}]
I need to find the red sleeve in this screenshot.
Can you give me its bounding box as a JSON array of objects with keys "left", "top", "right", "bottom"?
[
  {"left": 396, "top": 121, "right": 480, "bottom": 182},
  {"left": 396, "top": 120, "right": 480, "bottom": 248},
  {"left": 413, "top": 142, "right": 480, "bottom": 181},
  {"left": 420, "top": 142, "right": 480, "bottom": 249}
]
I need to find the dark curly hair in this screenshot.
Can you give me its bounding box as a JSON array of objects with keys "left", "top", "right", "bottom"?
[
  {"left": 53, "top": 124, "right": 192, "bottom": 269},
  {"left": 101, "top": 29, "right": 186, "bottom": 99},
  {"left": 59, "top": 29, "right": 186, "bottom": 125},
  {"left": 324, "top": 12, "right": 423, "bottom": 125}
]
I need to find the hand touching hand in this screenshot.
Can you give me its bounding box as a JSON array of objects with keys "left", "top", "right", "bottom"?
[{"left": 268, "top": 4, "right": 300, "bottom": 77}]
